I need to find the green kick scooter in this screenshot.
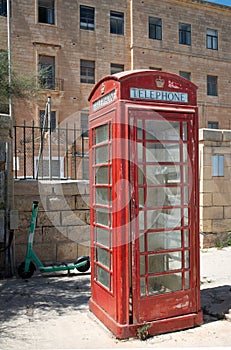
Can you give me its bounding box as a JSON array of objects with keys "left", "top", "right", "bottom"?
[{"left": 17, "top": 201, "right": 90, "bottom": 279}]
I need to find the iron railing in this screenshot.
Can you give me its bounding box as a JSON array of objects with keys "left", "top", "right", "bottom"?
[{"left": 13, "top": 121, "right": 89, "bottom": 180}]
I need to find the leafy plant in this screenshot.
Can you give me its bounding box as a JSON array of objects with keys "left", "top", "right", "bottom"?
[{"left": 0, "top": 50, "right": 45, "bottom": 113}]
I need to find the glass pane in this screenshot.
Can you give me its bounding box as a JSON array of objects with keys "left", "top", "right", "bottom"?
[
  {"left": 148, "top": 273, "right": 182, "bottom": 295},
  {"left": 146, "top": 143, "right": 180, "bottom": 163},
  {"left": 185, "top": 271, "right": 190, "bottom": 290},
  {"left": 137, "top": 142, "right": 143, "bottom": 162},
  {"left": 96, "top": 265, "right": 110, "bottom": 289},
  {"left": 184, "top": 167, "right": 188, "bottom": 183},
  {"left": 146, "top": 186, "right": 181, "bottom": 207},
  {"left": 184, "top": 187, "right": 189, "bottom": 205},
  {"left": 146, "top": 165, "right": 181, "bottom": 185},
  {"left": 148, "top": 251, "right": 182, "bottom": 273},
  {"left": 183, "top": 123, "right": 188, "bottom": 141},
  {"left": 96, "top": 247, "right": 110, "bottom": 268},
  {"left": 96, "top": 227, "right": 110, "bottom": 247},
  {"left": 146, "top": 121, "right": 180, "bottom": 141},
  {"left": 140, "top": 255, "right": 145, "bottom": 275},
  {"left": 137, "top": 120, "right": 143, "bottom": 139},
  {"left": 96, "top": 124, "right": 108, "bottom": 144},
  {"left": 96, "top": 145, "right": 108, "bottom": 164},
  {"left": 146, "top": 208, "right": 182, "bottom": 230},
  {"left": 184, "top": 208, "right": 189, "bottom": 226},
  {"left": 139, "top": 188, "right": 145, "bottom": 207},
  {"left": 96, "top": 209, "right": 109, "bottom": 226},
  {"left": 139, "top": 233, "right": 145, "bottom": 252},
  {"left": 184, "top": 229, "right": 189, "bottom": 247},
  {"left": 184, "top": 250, "right": 190, "bottom": 268},
  {"left": 95, "top": 166, "right": 109, "bottom": 184},
  {"left": 96, "top": 187, "right": 111, "bottom": 205},
  {"left": 148, "top": 230, "right": 182, "bottom": 251},
  {"left": 140, "top": 277, "right": 146, "bottom": 297},
  {"left": 164, "top": 165, "right": 181, "bottom": 184},
  {"left": 138, "top": 166, "right": 144, "bottom": 185},
  {"left": 139, "top": 211, "right": 145, "bottom": 230},
  {"left": 183, "top": 144, "right": 188, "bottom": 162}
]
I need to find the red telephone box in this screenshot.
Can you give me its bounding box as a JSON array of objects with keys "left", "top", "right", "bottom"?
[{"left": 88, "top": 70, "right": 203, "bottom": 339}]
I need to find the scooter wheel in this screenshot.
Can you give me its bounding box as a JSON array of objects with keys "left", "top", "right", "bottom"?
[
  {"left": 17, "top": 261, "right": 36, "bottom": 279},
  {"left": 75, "top": 256, "right": 90, "bottom": 272}
]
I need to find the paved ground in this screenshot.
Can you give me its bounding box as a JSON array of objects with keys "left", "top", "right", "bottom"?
[{"left": 0, "top": 247, "right": 230, "bottom": 349}]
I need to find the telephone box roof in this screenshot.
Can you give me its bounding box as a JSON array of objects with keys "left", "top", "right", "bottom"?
[{"left": 88, "top": 69, "right": 197, "bottom": 102}]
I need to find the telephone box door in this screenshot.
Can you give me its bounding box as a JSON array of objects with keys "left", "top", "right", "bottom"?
[{"left": 129, "top": 109, "right": 199, "bottom": 323}]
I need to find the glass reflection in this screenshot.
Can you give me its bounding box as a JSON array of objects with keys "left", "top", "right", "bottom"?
[{"left": 148, "top": 230, "right": 182, "bottom": 251}]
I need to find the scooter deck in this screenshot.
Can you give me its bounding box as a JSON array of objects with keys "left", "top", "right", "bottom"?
[{"left": 40, "top": 262, "right": 84, "bottom": 273}]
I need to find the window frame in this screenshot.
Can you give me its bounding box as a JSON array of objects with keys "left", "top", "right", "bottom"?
[
  {"left": 0, "top": 0, "right": 7, "bottom": 17},
  {"left": 110, "top": 63, "right": 124, "bottom": 75},
  {"left": 80, "top": 5, "right": 95, "bottom": 31},
  {"left": 207, "top": 75, "right": 218, "bottom": 96},
  {"left": 206, "top": 28, "right": 218, "bottom": 50},
  {"left": 208, "top": 121, "right": 219, "bottom": 129},
  {"left": 179, "top": 71, "right": 191, "bottom": 81},
  {"left": 149, "top": 17, "right": 162, "bottom": 40},
  {"left": 81, "top": 112, "right": 89, "bottom": 137},
  {"left": 110, "top": 10, "right": 124, "bottom": 35},
  {"left": 38, "top": 0, "right": 55, "bottom": 25},
  {"left": 80, "top": 59, "right": 95, "bottom": 84},
  {"left": 179, "top": 22, "right": 191, "bottom": 46},
  {"left": 38, "top": 55, "right": 56, "bottom": 90},
  {"left": 212, "top": 154, "right": 224, "bottom": 177}
]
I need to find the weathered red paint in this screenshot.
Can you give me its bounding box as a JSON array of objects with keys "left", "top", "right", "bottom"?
[{"left": 88, "top": 70, "right": 202, "bottom": 339}]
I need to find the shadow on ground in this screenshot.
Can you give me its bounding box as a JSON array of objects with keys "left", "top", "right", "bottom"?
[
  {"left": 0, "top": 272, "right": 91, "bottom": 324},
  {"left": 201, "top": 285, "right": 231, "bottom": 323}
]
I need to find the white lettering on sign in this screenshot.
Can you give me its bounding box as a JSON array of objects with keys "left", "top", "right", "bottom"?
[
  {"left": 130, "top": 88, "right": 188, "bottom": 103},
  {"left": 92, "top": 90, "right": 117, "bottom": 111}
]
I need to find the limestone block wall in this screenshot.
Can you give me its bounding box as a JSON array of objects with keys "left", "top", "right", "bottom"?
[
  {"left": 0, "top": 115, "right": 14, "bottom": 276},
  {"left": 14, "top": 180, "right": 90, "bottom": 269},
  {"left": 199, "top": 128, "right": 231, "bottom": 247}
]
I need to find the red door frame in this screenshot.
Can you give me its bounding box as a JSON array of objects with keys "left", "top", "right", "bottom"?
[{"left": 128, "top": 106, "right": 200, "bottom": 324}]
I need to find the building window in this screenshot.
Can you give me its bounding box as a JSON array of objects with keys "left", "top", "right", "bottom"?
[
  {"left": 38, "top": 55, "right": 55, "bottom": 90},
  {"left": 39, "top": 110, "right": 56, "bottom": 131},
  {"left": 35, "top": 156, "right": 64, "bottom": 178},
  {"left": 149, "top": 17, "right": 162, "bottom": 40},
  {"left": 207, "top": 75, "right": 218, "bottom": 96},
  {"left": 208, "top": 121, "right": 219, "bottom": 129},
  {"left": 80, "top": 60, "right": 95, "bottom": 84},
  {"left": 38, "top": 0, "right": 55, "bottom": 25},
  {"left": 110, "top": 11, "right": 124, "bottom": 35},
  {"left": 81, "top": 112, "right": 89, "bottom": 137},
  {"left": 212, "top": 155, "right": 224, "bottom": 177},
  {"left": 150, "top": 67, "right": 162, "bottom": 71},
  {"left": 179, "top": 71, "right": 191, "bottom": 80},
  {"left": 111, "top": 63, "right": 124, "bottom": 75},
  {"left": 179, "top": 23, "right": 191, "bottom": 45},
  {"left": 0, "top": 0, "right": 7, "bottom": 16},
  {"left": 206, "top": 29, "right": 218, "bottom": 50},
  {"left": 80, "top": 5, "right": 94, "bottom": 30}
]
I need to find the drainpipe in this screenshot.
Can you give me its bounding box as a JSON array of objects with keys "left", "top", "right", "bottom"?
[
  {"left": 130, "top": 0, "right": 134, "bottom": 70},
  {"left": 7, "top": 0, "right": 12, "bottom": 117}
]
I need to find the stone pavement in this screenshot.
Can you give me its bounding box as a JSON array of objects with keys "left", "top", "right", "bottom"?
[{"left": 0, "top": 247, "right": 230, "bottom": 349}]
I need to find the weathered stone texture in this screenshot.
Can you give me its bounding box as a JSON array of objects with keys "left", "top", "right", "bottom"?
[{"left": 14, "top": 180, "right": 90, "bottom": 267}]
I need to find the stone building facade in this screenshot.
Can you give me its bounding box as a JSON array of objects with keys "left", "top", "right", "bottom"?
[
  {"left": 0, "top": 0, "right": 230, "bottom": 130},
  {"left": 199, "top": 128, "right": 231, "bottom": 247},
  {"left": 1, "top": 0, "right": 231, "bottom": 256}
]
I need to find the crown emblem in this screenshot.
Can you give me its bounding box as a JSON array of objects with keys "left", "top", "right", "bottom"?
[
  {"left": 101, "top": 83, "right": 105, "bottom": 95},
  {"left": 155, "top": 76, "right": 165, "bottom": 88}
]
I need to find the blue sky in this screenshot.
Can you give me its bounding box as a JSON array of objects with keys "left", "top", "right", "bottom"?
[{"left": 207, "top": 0, "right": 231, "bottom": 5}]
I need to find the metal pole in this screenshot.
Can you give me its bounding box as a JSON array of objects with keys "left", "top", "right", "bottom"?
[
  {"left": 47, "top": 96, "right": 52, "bottom": 180},
  {"left": 7, "top": 0, "right": 12, "bottom": 117}
]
